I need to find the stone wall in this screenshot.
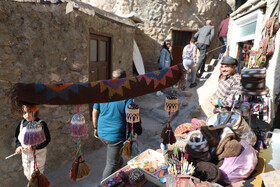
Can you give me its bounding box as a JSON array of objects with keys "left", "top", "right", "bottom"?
[
  {"left": 92, "top": 0, "right": 232, "bottom": 72},
  {"left": 0, "top": 1, "right": 134, "bottom": 186}
]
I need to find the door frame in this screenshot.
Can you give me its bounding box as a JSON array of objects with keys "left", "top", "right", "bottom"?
[{"left": 88, "top": 29, "right": 113, "bottom": 80}]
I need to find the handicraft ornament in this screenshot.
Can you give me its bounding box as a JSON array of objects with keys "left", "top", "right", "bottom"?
[
  {"left": 27, "top": 147, "right": 50, "bottom": 187},
  {"left": 164, "top": 94, "right": 178, "bottom": 113},
  {"left": 69, "top": 106, "right": 90, "bottom": 182},
  {"left": 161, "top": 92, "right": 178, "bottom": 145},
  {"left": 126, "top": 103, "right": 140, "bottom": 123},
  {"left": 122, "top": 101, "right": 141, "bottom": 159},
  {"left": 24, "top": 120, "right": 46, "bottom": 146},
  {"left": 70, "top": 112, "right": 87, "bottom": 137},
  {"left": 69, "top": 137, "right": 91, "bottom": 182}
]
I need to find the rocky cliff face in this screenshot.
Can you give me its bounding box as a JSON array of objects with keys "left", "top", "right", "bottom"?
[
  {"left": 0, "top": 1, "right": 134, "bottom": 186},
  {"left": 92, "top": 0, "right": 235, "bottom": 72}
]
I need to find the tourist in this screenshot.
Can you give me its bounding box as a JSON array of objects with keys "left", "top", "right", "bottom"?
[
  {"left": 182, "top": 37, "right": 198, "bottom": 89},
  {"left": 157, "top": 39, "right": 172, "bottom": 96},
  {"left": 218, "top": 12, "right": 230, "bottom": 61},
  {"left": 194, "top": 20, "right": 215, "bottom": 78},
  {"left": 92, "top": 69, "right": 133, "bottom": 179}
]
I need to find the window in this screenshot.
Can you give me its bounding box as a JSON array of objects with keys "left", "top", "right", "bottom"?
[
  {"left": 90, "top": 39, "right": 97, "bottom": 62},
  {"left": 229, "top": 9, "right": 264, "bottom": 58},
  {"left": 100, "top": 41, "right": 107, "bottom": 61},
  {"left": 240, "top": 21, "right": 257, "bottom": 37}
]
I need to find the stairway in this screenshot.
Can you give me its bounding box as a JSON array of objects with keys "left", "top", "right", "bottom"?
[{"left": 197, "top": 59, "right": 221, "bottom": 117}]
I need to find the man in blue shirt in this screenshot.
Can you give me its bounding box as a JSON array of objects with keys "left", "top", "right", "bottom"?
[{"left": 92, "top": 69, "right": 133, "bottom": 179}]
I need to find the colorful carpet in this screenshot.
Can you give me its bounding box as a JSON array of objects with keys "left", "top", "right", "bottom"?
[{"left": 10, "top": 65, "right": 183, "bottom": 107}]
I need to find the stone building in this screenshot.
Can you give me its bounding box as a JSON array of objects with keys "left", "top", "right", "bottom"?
[
  {"left": 0, "top": 0, "right": 135, "bottom": 186},
  {"left": 91, "top": 0, "right": 237, "bottom": 72}
]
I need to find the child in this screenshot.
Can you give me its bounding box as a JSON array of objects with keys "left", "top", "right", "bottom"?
[
  {"left": 15, "top": 105, "right": 51, "bottom": 180},
  {"left": 182, "top": 37, "right": 198, "bottom": 89}
]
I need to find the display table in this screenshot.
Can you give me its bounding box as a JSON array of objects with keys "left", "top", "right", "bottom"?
[{"left": 100, "top": 149, "right": 165, "bottom": 187}]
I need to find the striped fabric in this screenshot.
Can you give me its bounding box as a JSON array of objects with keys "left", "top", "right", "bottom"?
[{"left": 214, "top": 73, "right": 241, "bottom": 107}]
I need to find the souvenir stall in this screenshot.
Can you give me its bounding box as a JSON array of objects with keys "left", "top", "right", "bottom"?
[
  {"left": 95, "top": 7, "right": 279, "bottom": 185},
  {"left": 9, "top": 64, "right": 186, "bottom": 186},
  {"left": 98, "top": 112, "right": 266, "bottom": 186},
  {"left": 10, "top": 63, "right": 271, "bottom": 186},
  {"left": 97, "top": 84, "right": 266, "bottom": 186}
]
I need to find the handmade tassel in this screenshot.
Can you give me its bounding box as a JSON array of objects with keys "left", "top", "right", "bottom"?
[
  {"left": 28, "top": 148, "right": 50, "bottom": 187},
  {"left": 170, "top": 125, "right": 176, "bottom": 145},
  {"left": 163, "top": 129, "right": 171, "bottom": 145},
  {"left": 69, "top": 155, "right": 79, "bottom": 182},
  {"left": 122, "top": 138, "right": 132, "bottom": 159},
  {"left": 70, "top": 113, "right": 87, "bottom": 137},
  {"left": 163, "top": 124, "right": 177, "bottom": 145},
  {"left": 164, "top": 94, "right": 178, "bottom": 112},
  {"left": 160, "top": 124, "right": 168, "bottom": 139},
  {"left": 24, "top": 121, "right": 46, "bottom": 146},
  {"left": 76, "top": 157, "right": 91, "bottom": 181},
  {"left": 131, "top": 138, "right": 140, "bottom": 157},
  {"left": 27, "top": 170, "right": 50, "bottom": 187},
  {"left": 126, "top": 103, "right": 140, "bottom": 123}
]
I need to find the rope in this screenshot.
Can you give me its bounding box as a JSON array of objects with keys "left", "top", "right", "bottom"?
[
  {"left": 205, "top": 45, "right": 225, "bottom": 55},
  {"left": 33, "top": 146, "right": 38, "bottom": 171},
  {"left": 76, "top": 137, "right": 82, "bottom": 157}
]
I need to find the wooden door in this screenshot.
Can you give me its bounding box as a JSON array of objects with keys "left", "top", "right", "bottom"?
[
  {"left": 171, "top": 30, "right": 193, "bottom": 65},
  {"left": 89, "top": 34, "right": 111, "bottom": 82},
  {"left": 88, "top": 34, "right": 111, "bottom": 119}
]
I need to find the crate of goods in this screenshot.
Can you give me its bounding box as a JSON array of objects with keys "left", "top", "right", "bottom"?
[{"left": 128, "top": 149, "right": 166, "bottom": 186}]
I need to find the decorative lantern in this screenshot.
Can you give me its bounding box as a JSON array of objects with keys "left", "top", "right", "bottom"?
[
  {"left": 126, "top": 103, "right": 140, "bottom": 123},
  {"left": 24, "top": 121, "right": 46, "bottom": 146},
  {"left": 164, "top": 94, "right": 178, "bottom": 113},
  {"left": 70, "top": 113, "right": 87, "bottom": 137}
]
